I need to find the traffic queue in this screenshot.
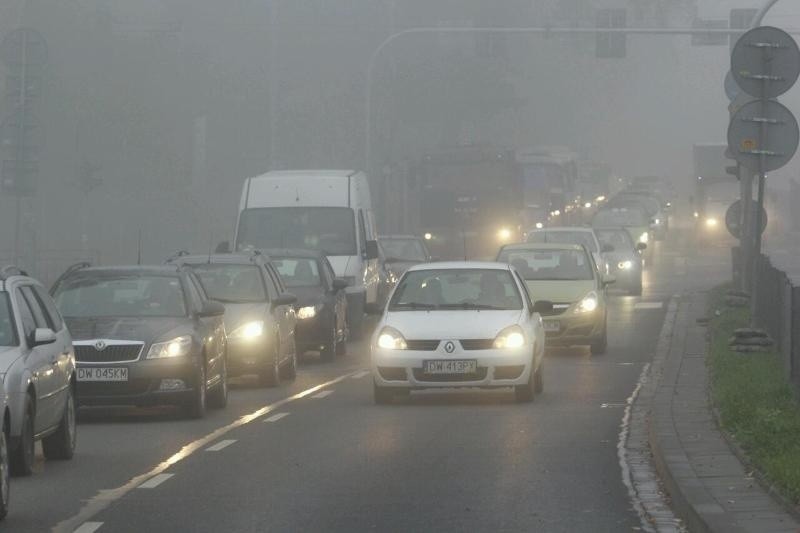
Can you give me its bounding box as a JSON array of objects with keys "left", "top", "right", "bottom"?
[{"left": 0, "top": 169, "right": 668, "bottom": 521}]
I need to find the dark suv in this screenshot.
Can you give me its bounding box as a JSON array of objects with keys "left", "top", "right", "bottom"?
[{"left": 51, "top": 265, "right": 228, "bottom": 418}]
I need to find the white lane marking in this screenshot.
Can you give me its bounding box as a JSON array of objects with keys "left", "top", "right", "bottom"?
[
  {"left": 634, "top": 302, "right": 663, "bottom": 310},
  {"left": 137, "top": 473, "right": 174, "bottom": 489},
  {"left": 311, "top": 390, "right": 334, "bottom": 399},
  {"left": 351, "top": 370, "right": 370, "bottom": 379},
  {"left": 73, "top": 523, "right": 104, "bottom": 533},
  {"left": 54, "top": 370, "right": 360, "bottom": 533},
  {"left": 265, "top": 412, "right": 290, "bottom": 423},
  {"left": 601, "top": 402, "right": 627, "bottom": 408},
  {"left": 205, "top": 439, "right": 237, "bottom": 452}
]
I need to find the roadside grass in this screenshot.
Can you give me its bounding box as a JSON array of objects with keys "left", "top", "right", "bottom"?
[{"left": 707, "top": 284, "right": 800, "bottom": 505}]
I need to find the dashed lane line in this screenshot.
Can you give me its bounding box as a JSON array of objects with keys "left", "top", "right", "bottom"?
[
  {"left": 265, "top": 412, "right": 290, "bottom": 423},
  {"left": 73, "top": 523, "right": 104, "bottom": 533},
  {"left": 351, "top": 370, "right": 370, "bottom": 379},
  {"left": 54, "top": 370, "right": 362, "bottom": 533},
  {"left": 311, "top": 390, "right": 334, "bottom": 399},
  {"left": 205, "top": 439, "right": 237, "bottom": 452},
  {"left": 634, "top": 301, "right": 664, "bottom": 310},
  {"left": 137, "top": 473, "right": 174, "bottom": 489}
]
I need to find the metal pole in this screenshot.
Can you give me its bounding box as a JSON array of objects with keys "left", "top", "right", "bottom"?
[
  {"left": 268, "top": 1, "right": 278, "bottom": 168},
  {"left": 13, "top": 28, "right": 29, "bottom": 266},
  {"left": 740, "top": 168, "right": 754, "bottom": 291},
  {"left": 753, "top": 0, "right": 782, "bottom": 27}
]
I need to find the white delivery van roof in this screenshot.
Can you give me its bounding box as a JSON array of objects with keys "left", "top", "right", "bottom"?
[{"left": 244, "top": 170, "right": 360, "bottom": 209}]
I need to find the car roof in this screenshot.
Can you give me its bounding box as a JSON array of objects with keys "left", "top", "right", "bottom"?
[
  {"left": 530, "top": 227, "right": 595, "bottom": 233},
  {"left": 253, "top": 170, "right": 357, "bottom": 179},
  {"left": 171, "top": 253, "right": 270, "bottom": 265},
  {"left": 406, "top": 261, "right": 511, "bottom": 272},
  {"left": 261, "top": 248, "right": 325, "bottom": 259},
  {"left": 500, "top": 243, "right": 585, "bottom": 252},
  {"left": 66, "top": 265, "right": 181, "bottom": 276}
]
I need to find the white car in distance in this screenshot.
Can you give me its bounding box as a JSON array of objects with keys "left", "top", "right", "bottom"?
[{"left": 371, "top": 262, "right": 549, "bottom": 404}]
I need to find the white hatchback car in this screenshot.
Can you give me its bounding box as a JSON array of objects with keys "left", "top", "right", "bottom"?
[{"left": 371, "top": 262, "right": 549, "bottom": 403}]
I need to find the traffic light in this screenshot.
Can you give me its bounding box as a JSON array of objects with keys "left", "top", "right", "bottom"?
[{"left": 596, "top": 8, "right": 626, "bottom": 58}]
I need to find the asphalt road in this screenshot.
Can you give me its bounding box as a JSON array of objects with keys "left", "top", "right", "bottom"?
[{"left": 5, "top": 227, "right": 733, "bottom": 533}]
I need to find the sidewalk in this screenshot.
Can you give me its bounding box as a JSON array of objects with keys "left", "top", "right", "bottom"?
[{"left": 648, "top": 291, "right": 800, "bottom": 533}]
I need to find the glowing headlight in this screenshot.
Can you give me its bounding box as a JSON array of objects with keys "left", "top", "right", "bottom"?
[
  {"left": 653, "top": 218, "right": 661, "bottom": 225},
  {"left": 693, "top": 211, "right": 700, "bottom": 218},
  {"left": 493, "top": 325, "right": 526, "bottom": 349},
  {"left": 497, "top": 227, "right": 512, "bottom": 241},
  {"left": 377, "top": 326, "right": 407, "bottom": 350},
  {"left": 638, "top": 232, "right": 649, "bottom": 244},
  {"left": 229, "top": 320, "right": 265, "bottom": 340},
  {"left": 535, "top": 222, "right": 544, "bottom": 229},
  {"left": 552, "top": 210, "right": 561, "bottom": 217},
  {"left": 297, "top": 305, "right": 319, "bottom": 320},
  {"left": 584, "top": 202, "right": 592, "bottom": 208},
  {"left": 596, "top": 195, "right": 606, "bottom": 202},
  {"left": 576, "top": 292, "right": 599, "bottom": 314},
  {"left": 423, "top": 232, "right": 433, "bottom": 240},
  {"left": 618, "top": 260, "right": 633, "bottom": 270},
  {"left": 705, "top": 217, "right": 718, "bottom": 228},
  {"left": 147, "top": 335, "right": 192, "bottom": 359}
]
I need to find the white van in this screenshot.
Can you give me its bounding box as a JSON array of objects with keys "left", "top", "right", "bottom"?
[{"left": 234, "top": 170, "right": 379, "bottom": 339}]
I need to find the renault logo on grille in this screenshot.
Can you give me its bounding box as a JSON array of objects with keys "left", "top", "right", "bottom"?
[
  {"left": 444, "top": 341, "right": 455, "bottom": 353},
  {"left": 94, "top": 340, "right": 107, "bottom": 351}
]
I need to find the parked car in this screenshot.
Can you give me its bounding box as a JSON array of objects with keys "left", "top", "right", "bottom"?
[
  {"left": 371, "top": 262, "right": 549, "bottom": 404},
  {"left": 265, "top": 249, "right": 348, "bottom": 361},
  {"left": 229, "top": 170, "right": 380, "bottom": 340},
  {"left": 0, "top": 266, "right": 76, "bottom": 476},
  {"left": 525, "top": 226, "right": 608, "bottom": 275},
  {"left": 169, "top": 251, "right": 301, "bottom": 382},
  {"left": 496, "top": 243, "right": 614, "bottom": 354},
  {"left": 594, "top": 227, "right": 646, "bottom": 295},
  {"left": 377, "top": 235, "right": 432, "bottom": 308},
  {"left": 51, "top": 265, "right": 227, "bottom": 418}
]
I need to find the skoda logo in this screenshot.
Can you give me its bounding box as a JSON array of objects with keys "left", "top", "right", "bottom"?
[
  {"left": 444, "top": 341, "right": 456, "bottom": 354},
  {"left": 94, "top": 340, "right": 107, "bottom": 351}
]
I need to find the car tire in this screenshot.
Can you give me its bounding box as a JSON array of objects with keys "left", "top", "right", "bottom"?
[
  {"left": 373, "top": 382, "right": 395, "bottom": 405},
  {"left": 185, "top": 364, "right": 207, "bottom": 419},
  {"left": 0, "top": 426, "right": 9, "bottom": 520},
  {"left": 283, "top": 340, "right": 297, "bottom": 380},
  {"left": 208, "top": 356, "right": 228, "bottom": 409},
  {"left": 591, "top": 319, "right": 608, "bottom": 355},
  {"left": 320, "top": 322, "right": 336, "bottom": 362},
  {"left": 42, "top": 386, "right": 77, "bottom": 460},
  {"left": 10, "top": 394, "right": 34, "bottom": 476},
  {"left": 514, "top": 368, "right": 535, "bottom": 403},
  {"left": 534, "top": 362, "right": 544, "bottom": 394},
  {"left": 259, "top": 345, "right": 281, "bottom": 388}
]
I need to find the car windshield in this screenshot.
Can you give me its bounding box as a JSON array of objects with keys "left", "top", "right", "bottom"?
[
  {"left": 0, "top": 292, "right": 18, "bottom": 346},
  {"left": 272, "top": 258, "right": 322, "bottom": 287},
  {"left": 54, "top": 275, "right": 187, "bottom": 317},
  {"left": 189, "top": 264, "right": 267, "bottom": 303},
  {"left": 593, "top": 208, "right": 648, "bottom": 227},
  {"left": 596, "top": 229, "right": 636, "bottom": 252},
  {"left": 498, "top": 249, "right": 594, "bottom": 281},
  {"left": 527, "top": 230, "right": 598, "bottom": 252},
  {"left": 389, "top": 269, "right": 522, "bottom": 311},
  {"left": 379, "top": 238, "right": 428, "bottom": 262},
  {"left": 236, "top": 207, "right": 356, "bottom": 256}
]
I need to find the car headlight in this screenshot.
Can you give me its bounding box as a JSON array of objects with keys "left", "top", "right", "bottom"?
[
  {"left": 424, "top": 232, "right": 433, "bottom": 240},
  {"left": 297, "top": 305, "right": 321, "bottom": 320},
  {"left": 493, "top": 325, "right": 526, "bottom": 349},
  {"left": 617, "top": 260, "right": 633, "bottom": 270},
  {"left": 147, "top": 335, "right": 193, "bottom": 359},
  {"left": 638, "top": 232, "right": 649, "bottom": 244},
  {"left": 497, "top": 227, "right": 512, "bottom": 241},
  {"left": 705, "top": 217, "right": 718, "bottom": 228},
  {"left": 229, "top": 320, "right": 265, "bottom": 340},
  {"left": 653, "top": 218, "right": 661, "bottom": 225},
  {"left": 535, "top": 222, "right": 544, "bottom": 229},
  {"left": 575, "top": 292, "right": 599, "bottom": 314},
  {"left": 377, "top": 326, "right": 407, "bottom": 350},
  {"left": 693, "top": 211, "right": 700, "bottom": 218}
]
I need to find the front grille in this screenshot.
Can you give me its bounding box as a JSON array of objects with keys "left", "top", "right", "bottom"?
[
  {"left": 405, "top": 340, "right": 440, "bottom": 351},
  {"left": 459, "top": 339, "right": 494, "bottom": 350},
  {"left": 541, "top": 304, "right": 571, "bottom": 317},
  {"left": 412, "top": 368, "right": 488, "bottom": 382},
  {"left": 75, "top": 343, "right": 143, "bottom": 363}
]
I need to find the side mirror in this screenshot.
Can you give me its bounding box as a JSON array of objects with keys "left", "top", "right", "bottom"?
[
  {"left": 635, "top": 242, "right": 647, "bottom": 251},
  {"left": 272, "top": 292, "right": 297, "bottom": 308},
  {"left": 198, "top": 300, "right": 226, "bottom": 317},
  {"left": 331, "top": 278, "right": 349, "bottom": 291},
  {"left": 602, "top": 274, "right": 616, "bottom": 286},
  {"left": 532, "top": 300, "right": 553, "bottom": 314},
  {"left": 365, "top": 240, "right": 379, "bottom": 260},
  {"left": 601, "top": 244, "right": 614, "bottom": 253},
  {"left": 215, "top": 241, "right": 230, "bottom": 254},
  {"left": 32, "top": 328, "right": 57, "bottom": 347}
]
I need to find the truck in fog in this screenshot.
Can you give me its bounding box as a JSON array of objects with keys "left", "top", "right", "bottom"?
[{"left": 234, "top": 170, "right": 379, "bottom": 339}]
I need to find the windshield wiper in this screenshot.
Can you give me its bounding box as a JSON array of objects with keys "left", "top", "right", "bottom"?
[
  {"left": 438, "top": 302, "right": 505, "bottom": 310},
  {"left": 392, "top": 302, "right": 437, "bottom": 309}
]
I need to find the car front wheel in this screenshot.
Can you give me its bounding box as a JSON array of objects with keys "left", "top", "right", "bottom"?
[{"left": 185, "top": 364, "right": 207, "bottom": 419}]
